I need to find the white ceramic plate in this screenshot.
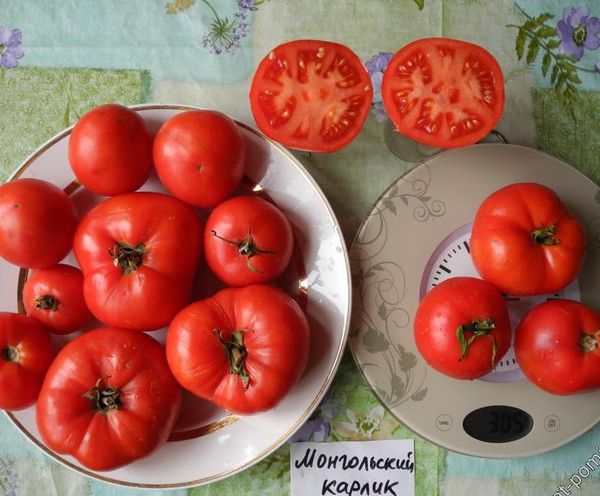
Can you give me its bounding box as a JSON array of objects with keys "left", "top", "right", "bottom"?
[
  {"left": 349, "top": 144, "right": 600, "bottom": 458},
  {"left": 2, "top": 104, "right": 351, "bottom": 488}
]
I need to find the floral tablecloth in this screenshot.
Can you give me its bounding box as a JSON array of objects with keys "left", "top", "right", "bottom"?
[{"left": 1, "top": 1, "right": 600, "bottom": 495}]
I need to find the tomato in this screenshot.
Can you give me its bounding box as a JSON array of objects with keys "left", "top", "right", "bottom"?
[
  {"left": 204, "top": 196, "right": 293, "bottom": 286},
  {"left": 153, "top": 110, "right": 246, "bottom": 208},
  {"left": 166, "top": 284, "right": 310, "bottom": 414},
  {"left": 515, "top": 300, "right": 600, "bottom": 395},
  {"left": 249, "top": 40, "right": 373, "bottom": 153},
  {"left": 0, "top": 178, "right": 78, "bottom": 268},
  {"left": 382, "top": 38, "right": 505, "bottom": 148},
  {"left": 0, "top": 312, "right": 54, "bottom": 410},
  {"left": 471, "top": 183, "right": 585, "bottom": 296},
  {"left": 23, "top": 264, "right": 92, "bottom": 335},
  {"left": 73, "top": 192, "right": 202, "bottom": 331},
  {"left": 68, "top": 104, "right": 153, "bottom": 196},
  {"left": 36, "top": 328, "right": 181, "bottom": 470},
  {"left": 414, "top": 277, "right": 511, "bottom": 379}
]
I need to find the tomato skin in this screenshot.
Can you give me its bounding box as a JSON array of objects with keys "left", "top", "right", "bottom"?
[
  {"left": 36, "top": 328, "right": 181, "bottom": 470},
  {"left": 166, "top": 285, "right": 310, "bottom": 414},
  {"left": 204, "top": 196, "right": 294, "bottom": 286},
  {"left": 382, "top": 38, "right": 505, "bottom": 148},
  {"left": 73, "top": 192, "right": 202, "bottom": 331},
  {"left": 153, "top": 110, "right": 245, "bottom": 208},
  {"left": 0, "top": 179, "right": 78, "bottom": 269},
  {"left": 414, "top": 277, "right": 511, "bottom": 379},
  {"left": 68, "top": 104, "right": 153, "bottom": 196},
  {"left": 471, "top": 183, "right": 585, "bottom": 296},
  {"left": 250, "top": 39, "right": 373, "bottom": 153},
  {"left": 515, "top": 300, "right": 600, "bottom": 395},
  {"left": 0, "top": 312, "right": 55, "bottom": 410}
]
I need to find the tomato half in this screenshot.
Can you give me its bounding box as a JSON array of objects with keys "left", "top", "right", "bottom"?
[
  {"left": 414, "top": 277, "right": 511, "bottom": 380},
  {"left": 204, "top": 196, "right": 293, "bottom": 286},
  {"left": 153, "top": 110, "right": 246, "bottom": 208},
  {"left": 68, "top": 104, "right": 153, "bottom": 196},
  {"left": 0, "top": 313, "right": 55, "bottom": 410},
  {"left": 471, "top": 183, "right": 585, "bottom": 296},
  {"left": 0, "top": 179, "right": 78, "bottom": 269},
  {"left": 36, "top": 328, "right": 181, "bottom": 470},
  {"left": 382, "top": 38, "right": 505, "bottom": 148},
  {"left": 515, "top": 300, "right": 600, "bottom": 395},
  {"left": 23, "top": 264, "right": 92, "bottom": 335},
  {"left": 73, "top": 192, "right": 202, "bottom": 331},
  {"left": 250, "top": 40, "right": 373, "bottom": 153},
  {"left": 166, "top": 285, "right": 310, "bottom": 414}
]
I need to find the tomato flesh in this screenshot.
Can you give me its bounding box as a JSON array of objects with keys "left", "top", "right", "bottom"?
[
  {"left": 250, "top": 40, "right": 373, "bottom": 152},
  {"left": 382, "top": 38, "right": 504, "bottom": 148}
]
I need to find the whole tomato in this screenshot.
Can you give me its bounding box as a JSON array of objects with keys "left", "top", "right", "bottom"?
[
  {"left": 73, "top": 192, "right": 202, "bottom": 331},
  {"left": 36, "top": 328, "right": 181, "bottom": 470},
  {"left": 414, "top": 277, "right": 512, "bottom": 379},
  {"left": 68, "top": 104, "right": 153, "bottom": 196},
  {"left": 515, "top": 300, "right": 600, "bottom": 395},
  {"left": 0, "top": 178, "right": 78, "bottom": 268},
  {"left": 471, "top": 183, "right": 585, "bottom": 296},
  {"left": 166, "top": 284, "right": 310, "bottom": 414},
  {"left": 153, "top": 110, "right": 245, "bottom": 208},
  {"left": 23, "top": 264, "right": 92, "bottom": 334},
  {"left": 204, "top": 196, "right": 293, "bottom": 286},
  {"left": 0, "top": 312, "right": 54, "bottom": 410}
]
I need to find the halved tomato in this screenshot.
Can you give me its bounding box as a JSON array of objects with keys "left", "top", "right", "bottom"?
[
  {"left": 249, "top": 40, "right": 373, "bottom": 153},
  {"left": 382, "top": 38, "right": 504, "bottom": 148}
]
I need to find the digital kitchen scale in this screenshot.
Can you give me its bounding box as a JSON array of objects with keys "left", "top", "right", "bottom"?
[{"left": 349, "top": 144, "right": 600, "bottom": 458}]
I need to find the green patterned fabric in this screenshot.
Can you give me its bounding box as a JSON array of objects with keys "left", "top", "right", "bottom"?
[{"left": 1, "top": 1, "right": 600, "bottom": 495}]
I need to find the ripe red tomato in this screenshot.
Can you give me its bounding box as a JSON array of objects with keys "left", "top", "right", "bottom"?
[
  {"left": 204, "top": 196, "right": 293, "bottom": 286},
  {"left": 36, "top": 327, "right": 181, "bottom": 470},
  {"left": 382, "top": 38, "right": 505, "bottom": 148},
  {"left": 515, "top": 300, "right": 600, "bottom": 395},
  {"left": 73, "top": 192, "right": 202, "bottom": 331},
  {"left": 250, "top": 40, "right": 373, "bottom": 153},
  {"left": 471, "top": 183, "right": 585, "bottom": 296},
  {"left": 23, "top": 264, "right": 92, "bottom": 335},
  {"left": 166, "top": 285, "right": 310, "bottom": 414},
  {"left": 68, "top": 104, "right": 153, "bottom": 196},
  {"left": 0, "top": 178, "right": 78, "bottom": 268},
  {"left": 414, "top": 277, "right": 511, "bottom": 379},
  {"left": 153, "top": 110, "right": 245, "bottom": 208},
  {"left": 0, "top": 312, "right": 54, "bottom": 410}
]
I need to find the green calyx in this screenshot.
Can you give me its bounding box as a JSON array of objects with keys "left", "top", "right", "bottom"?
[
  {"left": 211, "top": 229, "right": 276, "bottom": 274},
  {"left": 456, "top": 318, "right": 498, "bottom": 366},
  {"left": 580, "top": 331, "right": 600, "bottom": 353},
  {"left": 214, "top": 329, "right": 250, "bottom": 390},
  {"left": 109, "top": 242, "right": 146, "bottom": 275},
  {"left": 531, "top": 224, "right": 560, "bottom": 246},
  {"left": 34, "top": 295, "right": 59, "bottom": 312},
  {"left": 83, "top": 377, "right": 121, "bottom": 413}
]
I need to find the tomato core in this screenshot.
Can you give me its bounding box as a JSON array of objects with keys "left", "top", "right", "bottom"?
[
  {"left": 110, "top": 242, "right": 146, "bottom": 275},
  {"left": 580, "top": 332, "right": 599, "bottom": 353},
  {"left": 34, "top": 295, "right": 59, "bottom": 312},
  {"left": 1, "top": 346, "right": 18, "bottom": 362},
  {"left": 84, "top": 378, "right": 122, "bottom": 412}
]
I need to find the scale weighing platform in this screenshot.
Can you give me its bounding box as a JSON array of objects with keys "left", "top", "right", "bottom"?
[{"left": 350, "top": 144, "right": 600, "bottom": 458}]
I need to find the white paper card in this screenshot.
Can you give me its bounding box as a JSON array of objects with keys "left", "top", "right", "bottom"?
[{"left": 291, "top": 440, "right": 415, "bottom": 496}]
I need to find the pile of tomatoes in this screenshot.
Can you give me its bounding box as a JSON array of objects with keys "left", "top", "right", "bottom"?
[
  {"left": 0, "top": 104, "right": 310, "bottom": 471},
  {"left": 414, "top": 182, "right": 600, "bottom": 396}
]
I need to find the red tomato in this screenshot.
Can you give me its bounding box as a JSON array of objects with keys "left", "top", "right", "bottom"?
[
  {"left": 0, "top": 178, "right": 78, "bottom": 268},
  {"left": 414, "top": 277, "right": 511, "bottom": 379},
  {"left": 515, "top": 300, "right": 600, "bottom": 395},
  {"left": 73, "top": 192, "right": 202, "bottom": 331},
  {"left": 23, "top": 264, "right": 92, "bottom": 335},
  {"left": 250, "top": 40, "right": 373, "bottom": 153},
  {"left": 36, "top": 328, "right": 181, "bottom": 470},
  {"left": 471, "top": 183, "right": 585, "bottom": 296},
  {"left": 0, "top": 312, "right": 54, "bottom": 410},
  {"left": 204, "top": 196, "right": 293, "bottom": 286},
  {"left": 68, "top": 104, "right": 153, "bottom": 196},
  {"left": 166, "top": 285, "right": 310, "bottom": 414},
  {"left": 153, "top": 110, "right": 245, "bottom": 208},
  {"left": 382, "top": 38, "right": 505, "bottom": 148}
]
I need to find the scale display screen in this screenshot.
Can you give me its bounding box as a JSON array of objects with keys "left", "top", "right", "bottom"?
[{"left": 463, "top": 405, "right": 534, "bottom": 443}]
